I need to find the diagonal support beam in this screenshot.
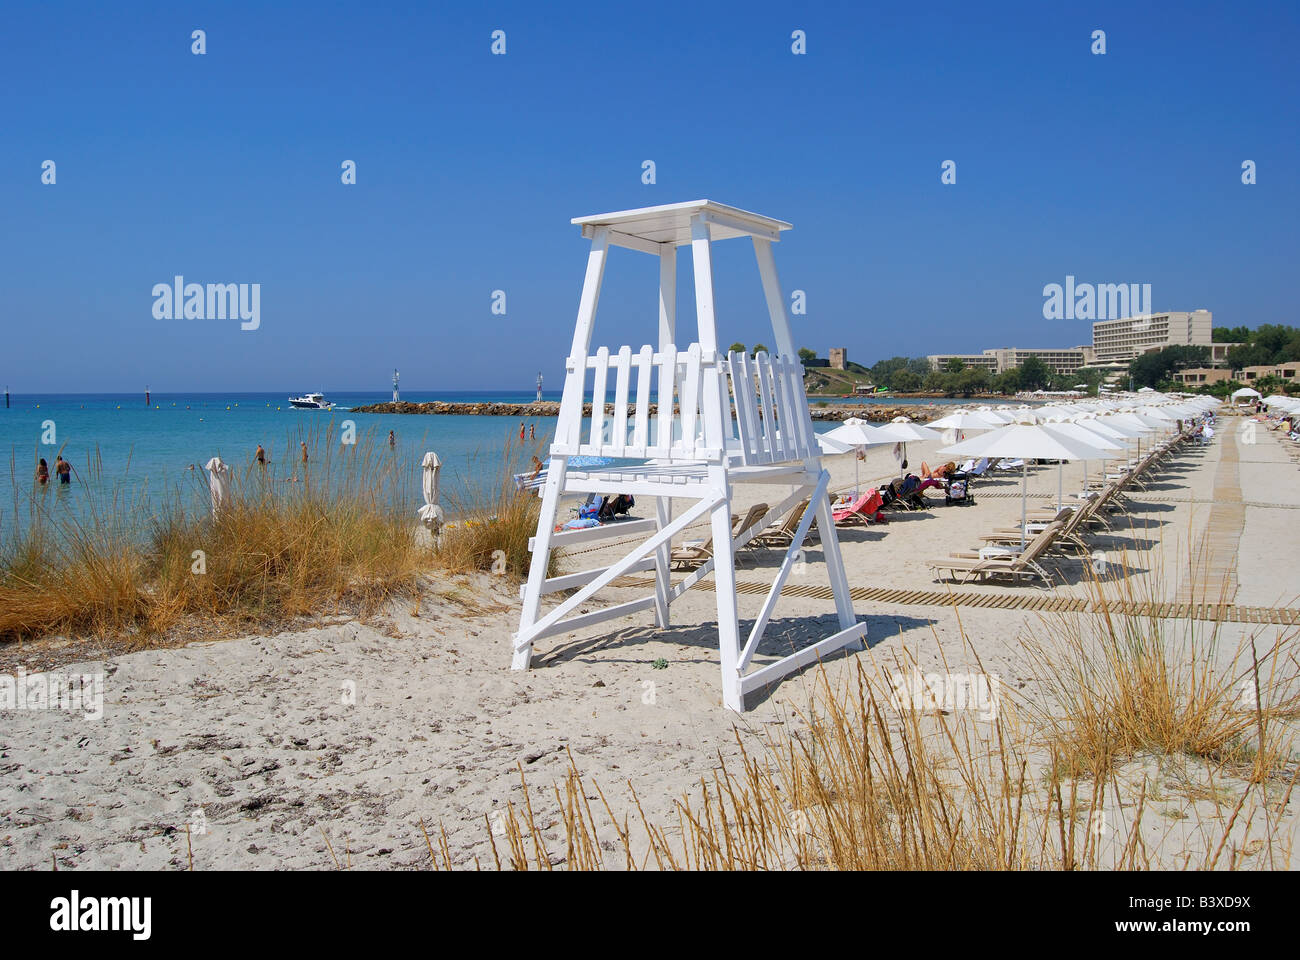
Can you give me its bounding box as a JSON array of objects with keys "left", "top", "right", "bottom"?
[{"left": 515, "top": 491, "right": 724, "bottom": 651}]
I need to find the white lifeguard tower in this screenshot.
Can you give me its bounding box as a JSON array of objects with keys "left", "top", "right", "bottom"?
[{"left": 514, "top": 201, "right": 865, "bottom": 710}]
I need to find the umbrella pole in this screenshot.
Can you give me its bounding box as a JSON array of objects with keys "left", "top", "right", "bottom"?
[
  {"left": 1057, "top": 461, "right": 1063, "bottom": 511},
  {"left": 1021, "top": 461, "right": 1028, "bottom": 550}
]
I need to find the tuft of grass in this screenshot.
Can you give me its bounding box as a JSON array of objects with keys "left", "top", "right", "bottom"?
[
  {"left": 1022, "top": 561, "right": 1300, "bottom": 784},
  {"left": 434, "top": 433, "right": 555, "bottom": 580}
]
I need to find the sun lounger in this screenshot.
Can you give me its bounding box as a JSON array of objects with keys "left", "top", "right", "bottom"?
[
  {"left": 675, "top": 502, "right": 769, "bottom": 569},
  {"left": 929, "top": 521, "right": 1062, "bottom": 585},
  {"left": 754, "top": 500, "right": 812, "bottom": 546},
  {"left": 670, "top": 533, "right": 713, "bottom": 569},
  {"left": 831, "top": 490, "right": 885, "bottom": 526}
]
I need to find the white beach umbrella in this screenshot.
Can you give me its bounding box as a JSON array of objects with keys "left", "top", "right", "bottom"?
[
  {"left": 824, "top": 417, "right": 895, "bottom": 446},
  {"left": 873, "top": 417, "right": 943, "bottom": 474},
  {"left": 205, "top": 456, "right": 231, "bottom": 520},
  {"left": 877, "top": 416, "right": 943, "bottom": 442},
  {"left": 939, "top": 423, "right": 1113, "bottom": 547},
  {"left": 1104, "top": 412, "right": 1164, "bottom": 432},
  {"left": 1135, "top": 406, "right": 1178, "bottom": 422},
  {"left": 1073, "top": 415, "right": 1143, "bottom": 442},
  {"left": 927, "top": 409, "right": 1000, "bottom": 431},
  {"left": 1231, "top": 387, "right": 1262, "bottom": 401},
  {"left": 823, "top": 417, "right": 894, "bottom": 494},
  {"left": 974, "top": 405, "right": 1014, "bottom": 424},
  {"left": 817, "top": 433, "right": 858, "bottom": 455},
  {"left": 418, "top": 451, "right": 445, "bottom": 533},
  {"left": 1041, "top": 417, "right": 1123, "bottom": 507}
]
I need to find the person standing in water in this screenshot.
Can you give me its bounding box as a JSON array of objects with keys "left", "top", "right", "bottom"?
[
  {"left": 55, "top": 455, "right": 71, "bottom": 485},
  {"left": 36, "top": 458, "right": 49, "bottom": 485},
  {"left": 519, "top": 421, "right": 526, "bottom": 441},
  {"left": 256, "top": 444, "right": 266, "bottom": 468},
  {"left": 388, "top": 430, "right": 396, "bottom": 448}
]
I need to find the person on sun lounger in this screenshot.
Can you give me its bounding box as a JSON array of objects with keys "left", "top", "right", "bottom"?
[{"left": 920, "top": 460, "right": 956, "bottom": 480}]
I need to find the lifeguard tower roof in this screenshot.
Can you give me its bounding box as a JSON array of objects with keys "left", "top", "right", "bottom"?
[{"left": 573, "top": 200, "right": 792, "bottom": 248}]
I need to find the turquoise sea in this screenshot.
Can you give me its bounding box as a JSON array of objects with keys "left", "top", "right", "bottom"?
[{"left": 0, "top": 390, "right": 963, "bottom": 537}]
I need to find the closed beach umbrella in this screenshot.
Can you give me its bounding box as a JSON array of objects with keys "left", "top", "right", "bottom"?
[
  {"left": 205, "top": 456, "right": 231, "bottom": 519},
  {"left": 419, "top": 451, "right": 445, "bottom": 533},
  {"left": 939, "top": 423, "right": 1112, "bottom": 548}
]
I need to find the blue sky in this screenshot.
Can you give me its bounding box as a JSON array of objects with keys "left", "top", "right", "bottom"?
[{"left": 2, "top": 0, "right": 1296, "bottom": 392}]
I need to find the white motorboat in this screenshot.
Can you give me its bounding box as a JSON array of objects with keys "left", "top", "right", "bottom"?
[{"left": 289, "top": 392, "right": 334, "bottom": 410}]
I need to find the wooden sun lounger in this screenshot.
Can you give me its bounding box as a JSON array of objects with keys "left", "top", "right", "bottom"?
[
  {"left": 672, "top": 501, "right": 768, "bottom": 570},
  {"left": 754, "top": 499, "right": 813, "bottom": 547},
  {"left": 929, "top": 521, "right": 1063, "bottom": 585}
]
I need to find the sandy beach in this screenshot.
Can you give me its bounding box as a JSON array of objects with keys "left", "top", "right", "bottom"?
[{"left": 3, "top": 410, "right": 1298, "bottom": 870}]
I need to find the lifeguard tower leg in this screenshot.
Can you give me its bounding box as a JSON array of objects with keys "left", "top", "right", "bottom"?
[
  {"left": 514, "top": 460, "right": 566, "bottom": 669},
  {"left": 708, "top": 481, "right": 743, "bottom": 711},
  {"left": 813, "top": 472, "right": 864, "bottom": 647}
]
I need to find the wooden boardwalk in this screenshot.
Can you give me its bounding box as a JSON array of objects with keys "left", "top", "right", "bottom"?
[
  {"left": 614, "top": 574, "right": 1300, "bottom": 624},
  {"left": 1175, "top": 429, "right": 1244, "bottom": 606}
]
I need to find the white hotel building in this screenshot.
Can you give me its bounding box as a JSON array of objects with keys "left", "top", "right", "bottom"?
[{"left": 1091, "top": 310, "right": 1213, "bottom": 364}]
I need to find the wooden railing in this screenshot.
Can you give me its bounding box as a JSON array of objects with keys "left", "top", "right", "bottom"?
[
  {"left": 550, "top": 344, "right": 815, "bottom": 467},
  {"left": 726, "top": 350, "right": 817, "bottom": 466}
]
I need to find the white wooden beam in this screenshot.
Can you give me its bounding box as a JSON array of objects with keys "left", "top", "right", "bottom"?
[
  {"left": 528, "top": 517, "right": 659, "bottom": 553},
  {"left": 753, "top": 237, "right": 797, "bottom": 360},
  {"left": 568, "top": 226, "right": 610, "bottom": 359},
  {"left": 738, "top": 623, "right": 869, "bottom": 698},
  {"left": 528, "top": 596, "right": 658, "bottom": 643},
  {"left": 701, "top": 209, "right": 782, "bottom": 243},
  {"left": 659, "top": 244, "right": 677, "bottom": 350},
  {"left": 520, "top": 557, "right": 657, "bottom": 599}
]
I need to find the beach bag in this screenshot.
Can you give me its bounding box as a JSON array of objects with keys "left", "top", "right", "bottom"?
[
  {"left": 948, "top": 480, "right": 967, "bottom": 501},
  {"left": 579, "top": 497, "right": 603, "bottom": 520}
]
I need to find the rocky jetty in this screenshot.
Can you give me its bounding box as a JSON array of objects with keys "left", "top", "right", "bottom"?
[{"left": 349, "top": 400, "right": 948, "bottom": 422}]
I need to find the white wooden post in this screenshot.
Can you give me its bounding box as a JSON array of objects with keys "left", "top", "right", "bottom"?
[
  {"left": 753, "top": 237, "right": 797, "bottom": 359},
  {"left": 692, "top": 214, "right": 743, "bottom": 710},
  {"left": 653, "top": 243, "right": 677, "bottom": 627},
  {"left": 515, "top": 226, "right": 610, "bottom": 669}
]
